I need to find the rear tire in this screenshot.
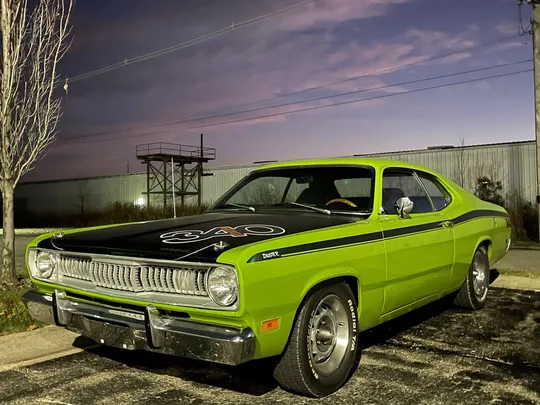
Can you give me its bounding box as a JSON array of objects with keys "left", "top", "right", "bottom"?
[
  {"left": 454, "top": 245, "right": 490, "bottom": 310},
  {"left": 273, "top": 281, "right": 358, "bottom": 397}
]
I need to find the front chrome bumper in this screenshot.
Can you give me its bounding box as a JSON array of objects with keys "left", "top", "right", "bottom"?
[{"left": 23, "top": 289, "right": 255, "bottom": 366}]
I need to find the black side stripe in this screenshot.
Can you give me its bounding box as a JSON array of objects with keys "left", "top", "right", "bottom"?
[
  {"left": 247, "top": 230, "right": 384, "bottom": 263},
  {"left": 452, "top": 209, "right": 508, "bottom": 225},
  {"left": 247, "top": 209, "right": 508, "bottom": 263}
]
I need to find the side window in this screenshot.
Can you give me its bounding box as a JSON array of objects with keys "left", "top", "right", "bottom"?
[
  {"left": 382, "top": 170, "right": 433, "bottom": 214},
  {"left": 416, "top": 172, "right": 452, "bottom": 210}
]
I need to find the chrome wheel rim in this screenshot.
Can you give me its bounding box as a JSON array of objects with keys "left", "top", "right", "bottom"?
[
  {"left": 472, "top": 251, "right": 489, "bottom": 298},
  {"left": 308, "top": 294, "right": 350, "bottom": 375}
]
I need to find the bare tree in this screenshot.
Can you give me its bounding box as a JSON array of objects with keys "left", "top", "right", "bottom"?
[
  {"left": 0, "top": 0, "right": 73, "bottom": 285},
  {"left": 473, "top": 160, "right": 507, "bottom": 191},
  {"left": 453, "top": 137, "right": 469, "bottom": 188},
  {"left": 74, "top": 180, "right": 89, "bottom": 226}
]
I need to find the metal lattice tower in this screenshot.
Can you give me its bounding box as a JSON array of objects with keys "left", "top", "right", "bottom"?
[{"left": 136, "top": 135, "right": 216, "bottom": 210}]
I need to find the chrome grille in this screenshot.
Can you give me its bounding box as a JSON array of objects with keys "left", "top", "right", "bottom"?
[{"left": 58, "top": 256, "right": 208, "bottom": 296}]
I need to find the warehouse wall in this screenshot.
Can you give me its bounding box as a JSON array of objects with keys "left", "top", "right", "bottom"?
[
  {"left": 362, "top": 140, "right": 536, "bottom": 203},
  {"left": 14, "top": 164, "right": 257, "bottom": 214},
  {"left": 14, "top": 140, "right": 537, "bottom": 215}
]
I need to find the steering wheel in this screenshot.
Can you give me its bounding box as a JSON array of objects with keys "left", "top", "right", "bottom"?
[{"left": 325, "top": 198, "right": 358, "bottom": 208}]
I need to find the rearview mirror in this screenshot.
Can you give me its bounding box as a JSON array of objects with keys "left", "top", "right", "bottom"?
[
  {"left": 296, "top": 175, "right": 313, "bottom": 184},
  {"left": 395, "top": 197, "right": 413, "bottom": 218}
]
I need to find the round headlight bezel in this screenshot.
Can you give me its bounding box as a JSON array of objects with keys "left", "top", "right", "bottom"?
[
  {"left": 206, "top": 266, "right": 238, "bottom": 307},
  {"left": 35, "top": 250, "right": 57, "bottom": 279}
]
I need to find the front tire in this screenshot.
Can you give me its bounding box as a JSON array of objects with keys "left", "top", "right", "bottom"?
[
  {"left": 273, "top": 281, "right": 358, "bottom": 397},
  {"left": 454, "top": 245, "right": 490, "bottom": 310}
]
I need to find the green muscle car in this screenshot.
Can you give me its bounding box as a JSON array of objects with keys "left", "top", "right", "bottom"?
[{"left": 23, "top": 158, "right": 511, "bottom": 397}]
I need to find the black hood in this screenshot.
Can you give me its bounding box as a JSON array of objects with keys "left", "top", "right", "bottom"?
[{"left": 37, "top": 211, "right": 356, "bottom": 262}]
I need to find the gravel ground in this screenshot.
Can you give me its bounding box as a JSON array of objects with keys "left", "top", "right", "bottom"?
[{"left": 1, "top": 287, "right": 539, "bottom": 404}]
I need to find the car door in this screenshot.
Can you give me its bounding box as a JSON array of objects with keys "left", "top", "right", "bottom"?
[{"left": 378, "top": 167, "right": 455, "bottom": 315}]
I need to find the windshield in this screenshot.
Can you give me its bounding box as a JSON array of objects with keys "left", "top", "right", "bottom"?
[{"left": 211, "top": 165, "right": 375, "bottom": 215}]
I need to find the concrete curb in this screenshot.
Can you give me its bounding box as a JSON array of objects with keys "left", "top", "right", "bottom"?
[
  {"left": 0, "top": 325, "right": 94, "bottom": 372},
  {"left": 491, "top": 273, "right": 540, "bottom": 292},
  {"left": 0, "top": 228, "right": 64, "bottom": 236}
]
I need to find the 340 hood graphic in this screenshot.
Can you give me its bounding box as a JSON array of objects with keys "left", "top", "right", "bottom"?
[
  {"left": 36, "top": 211, "right": 355, "bottom": 262},
  {"left": 160, "top": 224, "right": 286, "bottom": 244}
]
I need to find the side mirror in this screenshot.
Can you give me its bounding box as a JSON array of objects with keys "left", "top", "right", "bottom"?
[{"left": 395, "top": 197, "right": 413, "bottom": 218}]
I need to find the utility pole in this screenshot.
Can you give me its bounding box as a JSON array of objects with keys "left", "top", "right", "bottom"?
[
  {"left": 198, "top": 133, "right": 203, "bottom": 209},
  {"left": 520, "top": 0, "right": 540, "bottom": 242},
  {"left": 535, "top": 3, "right": 540, "bottom": 243},
  {"left": 171, "top": 156, "right": 176, "bottom": 218}
]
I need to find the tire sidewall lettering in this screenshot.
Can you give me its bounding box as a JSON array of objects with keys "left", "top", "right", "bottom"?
[{"left": 347, "top": 299, "right": 358, "bottom": 351}]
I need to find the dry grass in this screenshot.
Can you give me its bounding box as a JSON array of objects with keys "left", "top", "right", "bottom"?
[
  {"left": 497, "top": 268, "right": 540, "bottom": 279},
  {"left": 504, "top": 193, "right": 539, "bottom": 243},
  {"left": 0, "top": 286, "right": 41, "bottom": 336}
]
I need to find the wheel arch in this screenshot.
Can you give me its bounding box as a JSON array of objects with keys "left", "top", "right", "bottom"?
[
  {"left": 301, "top": 273, "right": 360, "bottom": 308},
  {"left": 475, "top": 237, "right": 492, "bottom": 260},
  {"left": 278, "top": 272, "right": 361, "bottom": 355}
]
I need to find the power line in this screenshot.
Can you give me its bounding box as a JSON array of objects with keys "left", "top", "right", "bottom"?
[
  {"left": 53, "top": 67, "right": 532, "bottom": 149},
  {"left": 60, "top": 59, "right": 532, "bottom": 143},
  {"left": 68, "top": 0, "right": 319, "bottom": 83},
  {"left": 206, "top": 34, "right": 523, "bottom": 113},
  {"left": 64, "top": 33, "right": 524, "bottom": 139}
]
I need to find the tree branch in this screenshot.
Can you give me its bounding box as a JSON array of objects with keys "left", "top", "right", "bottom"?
[{"left": 1, "top": 0, "right": 73, "bottom": 187}]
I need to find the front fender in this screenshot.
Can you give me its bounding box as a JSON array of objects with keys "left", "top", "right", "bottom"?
[
  {"left": 233, "top": 236, "right": 385, "bottom": 359},
  {"left": 301, "top": 267, "right": 358, "bottom": 300}
]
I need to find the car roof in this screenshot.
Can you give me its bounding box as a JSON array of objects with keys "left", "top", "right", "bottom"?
[{"left": 254, "top": 157, "right": 431, "bottom": 173}]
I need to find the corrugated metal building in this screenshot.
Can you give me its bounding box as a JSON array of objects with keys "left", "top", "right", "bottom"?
[
  {"left": 14, "top": 140, "right": 537, "bottom": 214},
  {"left": 361, "top": 140, "right": 537, "bottom": 204},
  {"left": 15, "top": 164, "right": 258, "bottom": 214}
]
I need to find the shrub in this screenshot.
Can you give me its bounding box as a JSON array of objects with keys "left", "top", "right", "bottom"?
[
  {"left": 505, "top": 199, "right": 539, "bottom": 243},
  {"left": 15, "top": 202, "right": 209, "bottom": 229},
  {"left": 474, "top": 177, "right": 538, "bottom": 243},
  {"left": 474, "top": 176, "right": 505, "bottom": 207}
]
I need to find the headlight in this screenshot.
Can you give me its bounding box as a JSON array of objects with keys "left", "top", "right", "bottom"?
[
  {"left": 206, "top": 266, "right": 238, "bottom": 306},
  {"left": 33, "top": 250, "right": 57, "bottom": 279}
]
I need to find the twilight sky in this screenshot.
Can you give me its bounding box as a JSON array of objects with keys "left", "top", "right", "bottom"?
[{"left": 25, "top": 0, "right": 535, "bottom": 182}]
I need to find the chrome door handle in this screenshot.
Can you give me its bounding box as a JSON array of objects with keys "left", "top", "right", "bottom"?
[{"left": 440, "top": 220, "right": 453, "bottom": 228}]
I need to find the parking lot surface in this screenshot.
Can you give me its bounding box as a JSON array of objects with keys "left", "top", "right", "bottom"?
[
  {"left": 1, "top": 287, "right": 539, "bottom": 404},
  {"left": 497, "top": 248, "right": 540, "bottom": 272}
]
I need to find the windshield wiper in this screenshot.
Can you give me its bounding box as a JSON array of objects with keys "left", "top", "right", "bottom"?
[
  {"left": 285, "top": 202, "right": 331, "bottom": 215},
  {"left": 215, "top": 203, "right": 255, "bottom": 212},
  {"left": 284, "top": 202, "right": 372, "bottom": 217}
]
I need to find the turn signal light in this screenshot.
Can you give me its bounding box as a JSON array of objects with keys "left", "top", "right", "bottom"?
[{"left": 261, "top": 317, "right": 280, "bottom": 332}]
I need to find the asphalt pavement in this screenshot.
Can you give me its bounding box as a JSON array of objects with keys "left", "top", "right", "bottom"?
[
  {"left": 497, "top": 248, "right": 540, "bottom": 272},
  {"left": 1, "top": 287, "right": 539, "bottom": 404}
]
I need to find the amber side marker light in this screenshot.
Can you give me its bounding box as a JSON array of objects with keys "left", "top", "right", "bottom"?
[{"left": 261, "top": 317, "right": 280, "bottom": 332}]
